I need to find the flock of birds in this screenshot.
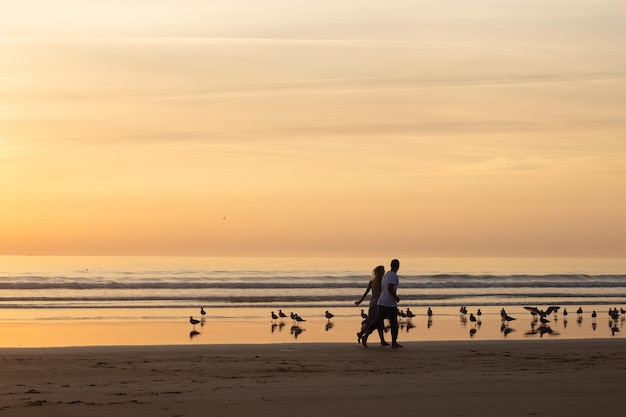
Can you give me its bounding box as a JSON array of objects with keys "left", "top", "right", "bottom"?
[
  {"left": 186, "top": 305, "right": 626, "bottom": 340},
  {"left": 459, "top": 305, "right": 626, "bottom": 338}
]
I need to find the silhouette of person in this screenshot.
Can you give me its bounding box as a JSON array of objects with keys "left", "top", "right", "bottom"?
[
  {"left": 361, "top": 259, "right": 402, "bottom": 348},
  {"left": 355, "top": 265, "right": 389, "bottom": 345}
]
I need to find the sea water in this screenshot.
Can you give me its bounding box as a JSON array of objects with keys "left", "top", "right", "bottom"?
[
  {"left": 1, "top": 256, "right": 625, "bottom": 346},
  {"left": 1, "top": 256, "right": 626, "bottom": 312}
]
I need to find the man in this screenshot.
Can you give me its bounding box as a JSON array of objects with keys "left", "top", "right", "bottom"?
[{"left": 361, "top": 259, "right": 403, "bottom": 348}]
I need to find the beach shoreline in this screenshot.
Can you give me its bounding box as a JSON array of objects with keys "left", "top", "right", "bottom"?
[
  {"left": 2, "top": 339, "right": 626, "bottom": 417},
  {"left": 2, "top": 304, "right": 623, "bottom": 348}
]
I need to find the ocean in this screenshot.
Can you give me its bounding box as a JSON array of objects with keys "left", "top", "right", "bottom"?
[
  {"left": 2, "top": 256, "right": 625, "bottom": 346},
  {"left": 2, "top": 256, "right": 626, "bottom": 312}
]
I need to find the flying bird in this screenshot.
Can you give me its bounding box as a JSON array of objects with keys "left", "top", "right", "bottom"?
[{"left": 523, "top": 306, "right": 560, "bottom": 318}]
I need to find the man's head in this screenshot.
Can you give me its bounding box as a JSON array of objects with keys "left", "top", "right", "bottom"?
[{"left": 390, "top": 259, "right": 400, "bottom": 272}]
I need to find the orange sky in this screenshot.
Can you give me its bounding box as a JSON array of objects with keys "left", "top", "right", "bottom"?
[{"left": 1, "top": 0, "right": 625, "bottom": 257}]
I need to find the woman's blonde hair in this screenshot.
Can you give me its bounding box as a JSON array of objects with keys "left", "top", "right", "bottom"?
[{"left": 372, "top": 265, "right": 385, "bottom": 280}]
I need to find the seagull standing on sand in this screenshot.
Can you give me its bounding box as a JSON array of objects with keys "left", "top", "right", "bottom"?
[
  {"left": 189, "top": 316, "right": 200, "bottom": 328},
  {"left": 503, "top": 314, "right": 516, "bottom": 326},
  {"left": 278, "top": 309, "right": 287, "bottom": 320},
  {"left": 360, "top": 309, "right": 368, "bottom": 320},
  {"left": 200, "top": 307, "right": 206, "bottom": 316},
  {"left": 325, "top": 311, "right": 334, "bottom": 320},
  {"left": 406, "top": 308, "right": 415, "bottom": 318},
  {"left": 271, "top": 311, "right": 279, "bottom": 322}
]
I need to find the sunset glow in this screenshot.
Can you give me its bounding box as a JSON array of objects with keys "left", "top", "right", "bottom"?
[{"left": 1, "top": 0, "right": 625, "bottom": 256}]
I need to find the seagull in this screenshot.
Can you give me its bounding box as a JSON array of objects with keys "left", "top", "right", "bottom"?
[
  {"left": 539, "top": 316, "right": 550, "bottom": 325},
  {"left": 360, "top": 309, "right": 368, "bottom": 320},
  {"left": 503, "top": 314, "right": 516, "bottom": 325},
  {"left": 189, "top": 316, "right": 200, "bottom": 327},
  {"left": 295, "top": 314, "right": 306, "bottom": 323},
  {"left": 460, "top": 306, "right": 468, "bottom": 315},
  {"left": 469, "top": 313, "right": 477, "bottom": 324},
  {"left": 476, "top": 309, "right": 482, "bottom": 317},
  {"left": 325, "top": 310, "right": 334, "bottom": 320},
  {"left": 406, "top": 308, "right": 415, "bottom": 318},
  {"left": 200, "top": 307, "right": 206, "bottom": 316},
  {"left": 278, "top": 309, "right": 287, "bottom": 319},
  {"left": 271, "top": 311, "right": 279, "bottom": 322},
  {"left": 577, "top": 307, "right": 583, "bottom": 315},
  {"left": 563, "top": 308, "right": 568, "bottom": 316},
  {"left": 427, "top": 307, "right": 433, "bottom": 317},
  {"left": 591, "top": 310, "right": 597, "bottom": 318},
  {"left": 524, "top": 306, "right": 560, "bottom": 318}
]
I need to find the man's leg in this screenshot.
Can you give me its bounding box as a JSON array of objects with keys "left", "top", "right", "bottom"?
[{"left": 386, "top": 308, "right": 402, "bottom": 348}]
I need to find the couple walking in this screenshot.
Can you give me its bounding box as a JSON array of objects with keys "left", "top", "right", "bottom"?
[{"left": 355, "top": 259, "right": 403, "bottom": 348}]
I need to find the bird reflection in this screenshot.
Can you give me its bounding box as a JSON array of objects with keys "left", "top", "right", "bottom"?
[
  {"left": 406, "top": 321, "right": 416, "bottom": 332},
  {"left": 325, "top": 321, "right": 334, "bottom": 331},
  {"left": 291, "top": 325, "right": 305, "bottom": 339},
  {"left": 189, "top": 330, "right": 200, "bottom": 339},
  {"left": 427, "top": 318, "right": 433, "bottom": 329},
  {"left": 525, "top": 325, "right": 559, "bottom": 338},
  {"left": 271, "top": 321, "right": 286, "bottom": 334}
]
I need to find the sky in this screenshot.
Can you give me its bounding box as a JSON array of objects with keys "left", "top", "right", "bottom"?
[{"left": 1, "top": 0, "right": 625, "bottom": 257}]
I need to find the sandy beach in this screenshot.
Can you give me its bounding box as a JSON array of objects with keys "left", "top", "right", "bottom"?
[{"left": 2, "top": 339, "right": 626, "bottom": 417}]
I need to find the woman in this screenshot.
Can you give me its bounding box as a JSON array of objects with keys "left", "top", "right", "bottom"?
[{"left": 355, "top": 265, "right": 389, "bottom": 345}]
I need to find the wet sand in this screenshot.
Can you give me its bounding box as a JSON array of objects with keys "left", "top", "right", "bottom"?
[
  {"left": 2, "top": 339, "right": 626, "bottom": 417},
  {"left": 2, "top": 305, "right": 624, "bottom": 347}
]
